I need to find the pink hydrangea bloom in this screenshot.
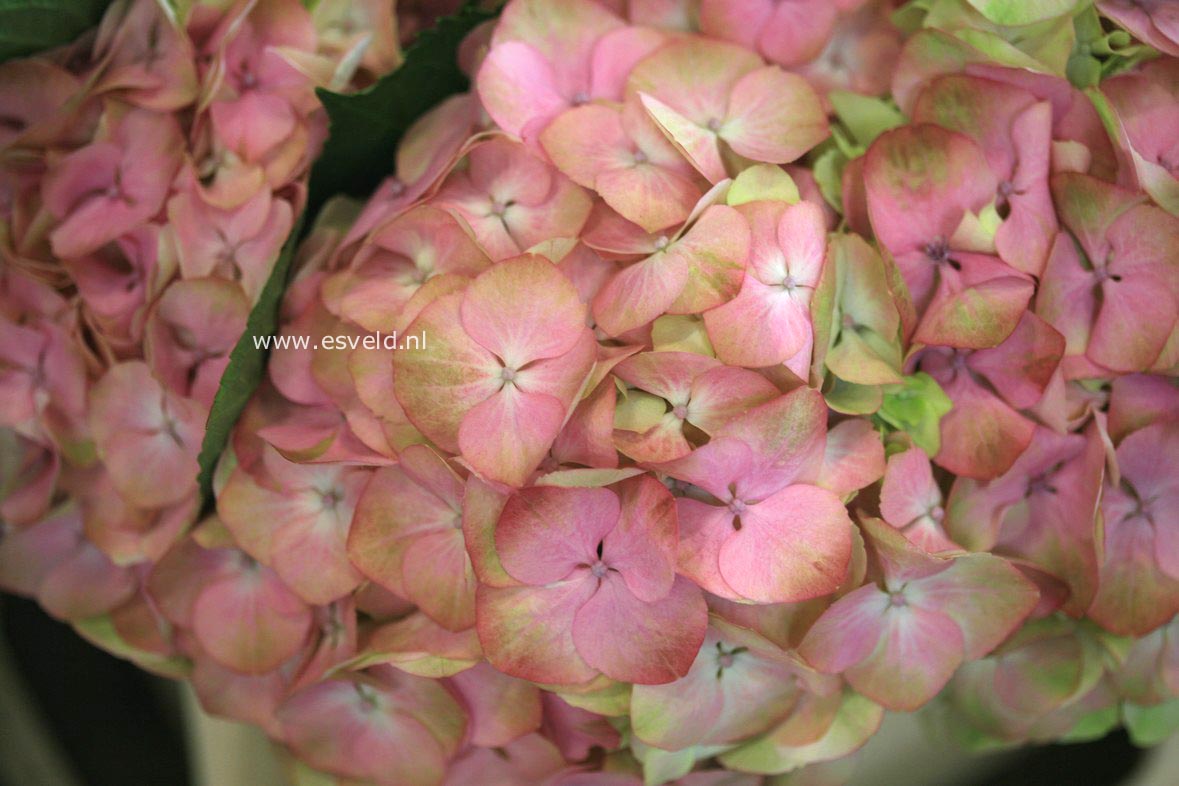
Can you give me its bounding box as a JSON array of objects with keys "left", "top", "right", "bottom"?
[{"left": 478, "top": 478, "right": 707, "bottom": 684}]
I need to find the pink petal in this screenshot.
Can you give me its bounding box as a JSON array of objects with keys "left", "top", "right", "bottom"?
[
  {"left": 668, "top": 205, "right": 751, "bottom": 315},
  {"left": 461, "top": 255, "right": 588, "bottom": 367},
  {"left": 447, "top": 661, "right": 542, "bottom": 747},
  {"left": 495, "top": 486, "right": 620, "bottom": 585},
  {"left": 614, "top": 350, "right": 720, "bottom": 403},
  {"left": 1089, "top": 271, "right": 1178, "bottom": 373},
  {"left": 476, "top": 578, "right": 600, "bottom": 685},
  {"left": 967, "top": 311, "right": 1064, "bottom": 410},
  {"left": 844, "top": 603, "right": 964, "bottom": 711},
  {"left": 191, "top": 561, "right": 313, "bottom": 675},
  {"left": 797, "top": 583, "right": 890, "bottom": 674},
  {"left": 476, "top": 41, "right": 567, "bottom": 140},
  {"left": 458, "top": 385, "right": 567, "bottom": 487},
  {"left": 675, "top": 497, "right": 747, "bottom": 601},
  {"left": 721, "top": 66, "right": 828, "bottom": 163},
  {"left": 934, "top": 373, "right": 1036, "bottom": 481},
  {"left": 864, "top": 124, "right": 997, "bottom": 258},
  {"left": 602, "top": 476, "right": 678, "bottom": 602},
  {"left": 392, "top": 292, "right": 501, "bottom": 453},
  {"left": 717, "top": 388, "right": 828, "bottom": 496},
  {"left": 718, "top": 484, "right": 853, "bottom": 603},
  {"left": 591, "top": 248, "right": 690, "bottom": 336},
  {"left": 908, "top": 553, "right": 1040, "bottom": 660},
  {"left": 401, "top": 529, "right": 477, "bottom": 631},
  {"left": 703, "top": 276, "right": 813, "bottom": 368},
  {"left": 879, "top": 447, "right": 942, "bottom": 531},
  {"left": 817, "top": 418, "right": 887, "bottom": 497},
  {"left": 572, "top": 574, "right": 707, "bottom": 684}
]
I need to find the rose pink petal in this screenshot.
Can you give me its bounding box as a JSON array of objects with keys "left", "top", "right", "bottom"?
[
  {"left": 910, "top": 555, "right": 1040, "bottom": 660},
  {"left": 601, "top": 476, "right": 677, "bottom": 602},
  {"left": 458, "top": 385, "right": 568, "bottom": 487},
  {"left": 460, "top": 255, "right": 587, "bottom": 367},
  {"left": 476, "top": 577, "right": 600, "bottom": 684},
  {"left": 798, "top": 583, "right": 890, "bottom": 674},
  {"left": 844, "top": 603, "right": 965, "bottom": 711},
  {"left": 495, "top": 486, "right": 620, "bottom": 586},
  {"left": 571, "top": 573, "right": 706, "bottom": 684},
  {"left": 718, "top": 484, "right": 853, "bottom": 603},
  {"left": 721, "top": 66, "right": 828, "bottom": 163},
  {"left": 447, "top": 662, "right": 542, "bottom": 747},
  {"left": 191, "top": 561, "right": 314, "bottom": 675}
]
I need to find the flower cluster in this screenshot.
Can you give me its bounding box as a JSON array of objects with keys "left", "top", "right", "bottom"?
[
  {"left": 3, "top": 0, "right": 1179, "bottom": 784},
  {"left": 0, "top": 0, "right": 396, "bottom": 648}
]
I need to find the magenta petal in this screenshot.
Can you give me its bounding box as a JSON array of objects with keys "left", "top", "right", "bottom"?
[
  {"left": 572, "top": 574, "right": 706, "bottom": 684},
  {"left": 495, "top": 486, "right": 620, "bottom": 586}
]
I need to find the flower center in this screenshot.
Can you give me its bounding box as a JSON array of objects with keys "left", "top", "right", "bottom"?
[
  {"left": 1027, "top": 474, "right": 1057, "bottom": 496},
  {"left": 672, "top": 404, "right": 688, "bottom": 420},
  {"left": 632, "top": 149, "right": 648, "bottom": 165},
  {"left": 590, "top": 559, "right": 609, "bottom": 579},
  {"left": 706, "top": 117, "right": 722, "bottom": 132},
  {"left": 888, "top": 591, "right": 908, "bottom": 608},
  {"left": 571, "top": 91, "right": 590, "bottom": 106},
  {"left": 321, "top": 488, "right": 342, "bottom": 510},
  {"left": 388, "top": 178, "right": 406, "bottom": 197},
  {"left": 500, "top": 367, "right": 517, "bottom": 383},
  {"left": 728, "top": 498, "right": 747, "bottom": 516},
  {"left": 924, "top": 237, "right": 950, "bottom": 263},
  {"left": 654, "top": 235, "right": 670, "bottom": 251}
]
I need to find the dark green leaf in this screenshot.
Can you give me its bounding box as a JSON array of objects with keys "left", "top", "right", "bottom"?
[
  {"left": 195, "top": 212, "right": 305, "bottom": 506},
  {"left": 0, "top": 0, "right": 111, "bottom": 62},
  {"left": 305, "top": 2, "right": 497, "bottom": 217}
]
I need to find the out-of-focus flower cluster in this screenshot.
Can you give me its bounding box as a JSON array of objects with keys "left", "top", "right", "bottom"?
[
  {"left": 0, "top": 0, "right": 399, "bottom": 658},
  {"left": 3, "top": 0, "right": 1179, "bottom": 784}
]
